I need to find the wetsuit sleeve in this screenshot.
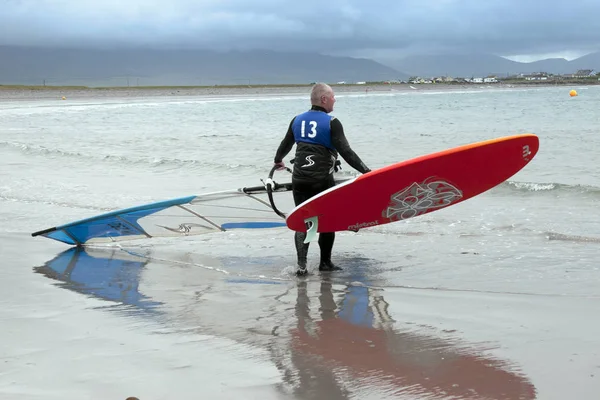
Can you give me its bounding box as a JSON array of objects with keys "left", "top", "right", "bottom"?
[
  {"left": 274, "top": 118, "right": 296, "bottom": 163},
  {"left": 330, "top": 118, "right": 371, "bottom": 173}
]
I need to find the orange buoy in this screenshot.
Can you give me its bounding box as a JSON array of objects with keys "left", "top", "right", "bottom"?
[{"left": 569, "top": 90, "right": 577, "bottom": 97}]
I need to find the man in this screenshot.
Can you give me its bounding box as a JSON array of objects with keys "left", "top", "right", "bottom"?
[{"left": 273, "top": 83, "right": 371, "bottom": 276}]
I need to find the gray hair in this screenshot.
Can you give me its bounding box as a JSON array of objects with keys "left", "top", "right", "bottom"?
[{"left": 310, "top": 83, "right": 333, "bottom": 105}]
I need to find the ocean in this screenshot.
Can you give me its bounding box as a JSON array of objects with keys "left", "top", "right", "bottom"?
[{"left": 1, "top": 84, "right": 599, "bottom": 400}]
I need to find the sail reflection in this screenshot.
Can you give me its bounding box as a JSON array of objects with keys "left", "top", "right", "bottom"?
[{"left": 34, "top": 247, "right": 162, "bottom": 311}]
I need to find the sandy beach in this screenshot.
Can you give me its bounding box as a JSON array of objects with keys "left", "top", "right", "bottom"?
[{"left": 0, "top": 82, "right": 585, "bottom": 102}]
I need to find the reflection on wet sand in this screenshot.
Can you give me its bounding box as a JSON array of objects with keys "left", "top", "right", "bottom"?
[
  {"left": 289, "top": 278, "right": 536, "bottom": 399},
  {"left": 34, "top": 247, "right": 162, "bottom": 311},
  {"left": 35, "top": 247, "right": 537, "bottom": 399}
]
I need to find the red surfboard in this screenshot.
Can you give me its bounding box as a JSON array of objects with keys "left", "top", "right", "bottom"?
[{"left": 286, "top": 133, "right": 539, "bottom": 241}]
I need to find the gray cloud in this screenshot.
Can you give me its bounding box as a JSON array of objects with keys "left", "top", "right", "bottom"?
[{"left": 2, "top": 0, "right": 599, "bottom": 57}]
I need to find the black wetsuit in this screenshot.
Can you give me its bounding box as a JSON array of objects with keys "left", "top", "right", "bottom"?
[
  {"left": 273, "top": 105, "right": 370, "bottom": 271},
  {"left": 274, "top": 105, "right": 370, "bottom": 204}
]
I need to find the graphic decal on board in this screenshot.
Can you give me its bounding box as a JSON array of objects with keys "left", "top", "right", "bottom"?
[{"left": 383, "top": 177, "right": 463, "bottom": 221}]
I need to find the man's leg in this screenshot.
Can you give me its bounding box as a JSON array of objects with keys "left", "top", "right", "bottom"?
[
  {"left": 318, "top": 232, "right": 341, "bottom": 271},
  {"left": 317, "top": 175, "right": 341, "bottom": 271},
  {"left": 295, "top": 231, "right": 309, "bottom": 271},
  {"left": 292, "top": 182, "right": 311, "bottom": 275}
]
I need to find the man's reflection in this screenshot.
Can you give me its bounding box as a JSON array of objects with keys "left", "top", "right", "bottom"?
[{"left": 288, "top": 276, "right": 536, "bottom": 399}]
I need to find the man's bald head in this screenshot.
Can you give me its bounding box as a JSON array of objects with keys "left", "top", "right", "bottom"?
[{"left": 310, "top": 83, "right": 336, "bottom": 113}]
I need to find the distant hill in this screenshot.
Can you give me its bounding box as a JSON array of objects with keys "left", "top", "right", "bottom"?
[
  {"left": 3, "top": 45, "right": 598, "bottom": 86},
  {"left": 0, "top": 46, "right": 409, "bottom": 87},
  {"left": 379, "top": 52, "right": 600, "bottom": 78},
  {"left": 568, "top": 51, "right": 600, "bottom": 71}
]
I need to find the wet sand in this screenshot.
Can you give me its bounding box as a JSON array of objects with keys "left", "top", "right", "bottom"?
[
  {"left": 1, "top": 235, "right": 286, "bottom": 400},
  {"left": 4, "top": 231, "right": 599, "bottom": 400}
]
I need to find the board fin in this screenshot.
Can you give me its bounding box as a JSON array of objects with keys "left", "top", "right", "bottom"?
[{"left": 304, "top": 216, "right": 319, "bottom": 243}]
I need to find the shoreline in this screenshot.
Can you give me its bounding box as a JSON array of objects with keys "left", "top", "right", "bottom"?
[{"left": 0, "top": 81, "right": 596, "bottom": 102}]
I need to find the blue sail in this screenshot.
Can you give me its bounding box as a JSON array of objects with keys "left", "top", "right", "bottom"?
[{"left": 32, "top": 185, "right": 292, "bottom": 246}]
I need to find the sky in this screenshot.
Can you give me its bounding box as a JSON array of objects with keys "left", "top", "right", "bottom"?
[{"left": 2, "top": 0, "right": 599, "bottom": 61}]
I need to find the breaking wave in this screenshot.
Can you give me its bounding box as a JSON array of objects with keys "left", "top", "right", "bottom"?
[
  {"left": 501, "top": 181, "right": 600, "bottom": 195},
  {"left": 545, "top": 231, "right": 600, "bottom": 243}
]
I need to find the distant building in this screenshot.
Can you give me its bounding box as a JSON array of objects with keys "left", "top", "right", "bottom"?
[
  {"left": 573, "top": 69, "right": 596, "bottom": 77},
  {"left": 433, "top": 76, "right": 455, "bottom": 83},
  {"left": 524, "top": 72, "right": 549, "bottom": 81}
]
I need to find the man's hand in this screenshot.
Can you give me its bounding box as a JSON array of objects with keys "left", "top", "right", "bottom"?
[{"left": 274, "top": 161, "right": 286, "bottom": 171}]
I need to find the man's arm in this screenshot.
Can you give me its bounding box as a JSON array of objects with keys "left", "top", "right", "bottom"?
[
  {"left": 330, "top": 118, "right": 371, "bottom": 173},
  {"left": 274, "top": 118, "right": 296, "bottom": 163}
]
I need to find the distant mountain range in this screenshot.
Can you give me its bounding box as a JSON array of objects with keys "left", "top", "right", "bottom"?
[
  {"left": 0, "top": 45, "right": 599, "bottom": 87},
  {"left": 0, "top": 46, "right": 404, "bottom": 87},
  {"left": 379, "top": 52, "right": 600, "bottom": 78}
]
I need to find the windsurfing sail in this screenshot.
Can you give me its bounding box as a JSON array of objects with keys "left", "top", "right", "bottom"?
[
  {"left": 31, "top": 167, "right": 351, "bottom": 246},
  {"left": 32, "top": 167, "right": 294, "bottom": 246}
]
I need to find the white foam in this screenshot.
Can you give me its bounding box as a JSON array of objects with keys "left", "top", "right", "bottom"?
[{"left": 510, "top": 182, "right": 557, "bottom": 191}]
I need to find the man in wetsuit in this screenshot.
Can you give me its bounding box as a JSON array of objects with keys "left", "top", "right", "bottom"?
[{"left": 273, "top": 83, "right": 371, "bottom": 276}]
